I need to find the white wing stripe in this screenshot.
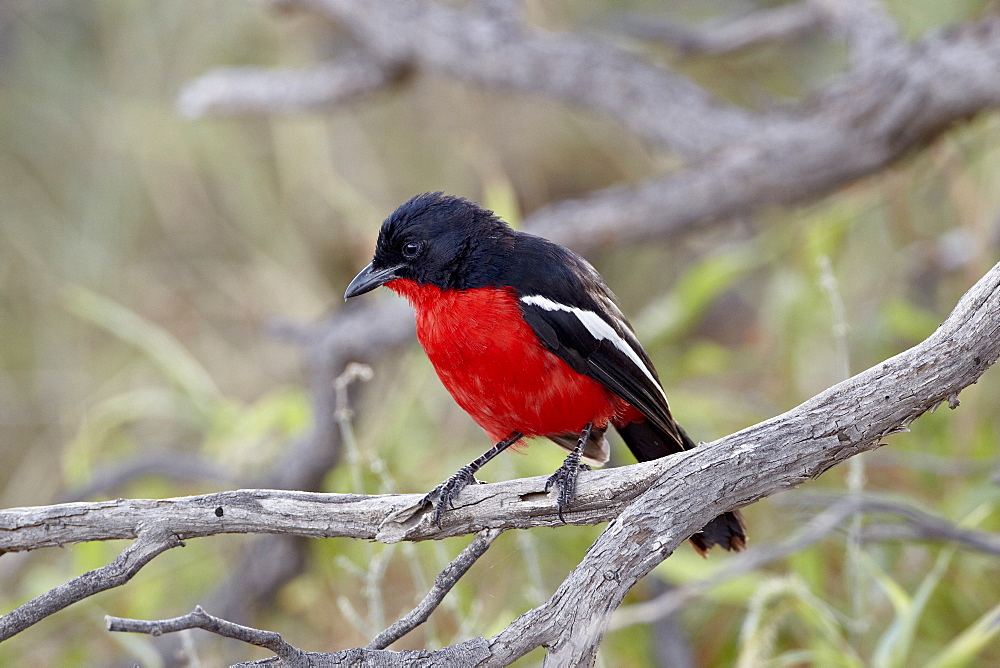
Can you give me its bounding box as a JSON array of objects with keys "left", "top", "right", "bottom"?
[{"left": 520, "top": 294, "right": 667, "bottom": 401}]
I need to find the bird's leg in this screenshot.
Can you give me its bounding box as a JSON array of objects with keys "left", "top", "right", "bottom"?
[
  {"left": 545, "top": 422, "right": 593, "bottom": 523},
  {"left": 422, "top": 431, "right": 524, "bottom": 527}
]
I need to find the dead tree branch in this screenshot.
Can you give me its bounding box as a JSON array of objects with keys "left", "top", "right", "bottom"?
[
  {"left": 197, "top": 0, "right": 757, "bottom": 158},
  {"left": 0, "top": 523, "right": 183, "bottom": 641},
  {"left": 481, "top": 262, "right": 1000, "bottom": 665},
  {"left": 107, "top": 605, "right": 306, "bottom": 663},
  {"left": 2, "top": 261, "right": 999, "bottom": 663}
]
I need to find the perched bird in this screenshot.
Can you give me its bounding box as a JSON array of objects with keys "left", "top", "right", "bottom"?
[{"left": 345, "top": 192, "right": 746, "bottom": 554}]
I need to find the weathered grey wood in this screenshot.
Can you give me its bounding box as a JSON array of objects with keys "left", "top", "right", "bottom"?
[
  {"left": 3, "top": 263, "right": 998, "bottom": 558},
  {"left": 5, "top": 262, "right": 999, "bottom": 666},
  {"left": 0, "top": 524, "right": 182, "bottom": 641}
]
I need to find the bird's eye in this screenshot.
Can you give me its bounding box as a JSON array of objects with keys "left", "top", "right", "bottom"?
[{"left": 402, "top": 241, "right": 422, "bottom": 258}]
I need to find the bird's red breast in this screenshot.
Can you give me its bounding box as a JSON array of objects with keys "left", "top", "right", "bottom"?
[
  {"left": 386, "top": 278, "right": 625, "bottom": 443},
  {"left": 345, "top": 193, "right": 747, "bottom": 553}
]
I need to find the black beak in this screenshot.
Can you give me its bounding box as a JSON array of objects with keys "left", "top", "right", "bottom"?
[{"left": 344, "top": 262, "right": 403, "bottom": 299}]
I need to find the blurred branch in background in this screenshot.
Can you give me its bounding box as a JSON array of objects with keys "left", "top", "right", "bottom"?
[
  {"left": 616, "top": 2, "right": 826, "bottom": 56},
  {"left": 182, "top": 0, "right": 1000, "bottom": 251},
  {"left": 611, "top": 494, "right": 1000, "bottom": 633},
  {"left": 178, "top": 54, "right": 410, "bottom": 118},
  {"left": 796, "top": 494, "right": 1000, "bottom": 558},
  {"left": 58, "top": 451, "right": 234, "bottom": 503}
]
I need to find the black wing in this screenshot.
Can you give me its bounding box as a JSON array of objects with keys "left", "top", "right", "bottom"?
[{"left": 506, "top": 233, "right": 683, "bottom": 445}]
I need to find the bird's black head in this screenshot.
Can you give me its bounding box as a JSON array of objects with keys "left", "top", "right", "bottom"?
[{"left": 345, "top": 192, "right": 513, "bottom": 298}]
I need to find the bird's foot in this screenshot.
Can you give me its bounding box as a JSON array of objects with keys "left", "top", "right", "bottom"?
[
  {"left": 421, "top": 465, "right": 483, "bottom": 527},
  {"left": 545, "top": 452, "right": 590, "bottom": 523}
]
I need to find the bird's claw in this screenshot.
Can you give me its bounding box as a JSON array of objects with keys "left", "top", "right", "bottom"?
[
  {"left": 545, "top": 453, "right": 590, "bottom": 523},
  {"left": 421, "top": 466, "right": 482, "bottom": 527}
]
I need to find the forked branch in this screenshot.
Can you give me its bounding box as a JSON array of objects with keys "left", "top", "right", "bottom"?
[{"left": 3, "top": 262, "right": 998, "bottom": 664}]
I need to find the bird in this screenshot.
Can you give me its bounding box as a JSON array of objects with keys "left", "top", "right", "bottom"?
[{"left": 345, "top": 192, "right": 746, "bottom": 554}]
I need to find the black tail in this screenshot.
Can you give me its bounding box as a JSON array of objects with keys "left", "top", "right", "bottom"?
[{"left": 615, "top": 419, "right": 747, "bottom": 556}]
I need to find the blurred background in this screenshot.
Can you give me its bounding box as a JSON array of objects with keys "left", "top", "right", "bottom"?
[{"left": 2, "top": 0, "right": 999, "bottom": 665}]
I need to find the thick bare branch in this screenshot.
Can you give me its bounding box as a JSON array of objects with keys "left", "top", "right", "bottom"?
[
  {"left": 0, "top": 470, "right": 667, "bottom": 553},
  {"left": 528, "top": 16, "right": 1000, "bottom": 251},
  {"left": 264, "top": 0, "right": 758, "bottom": 159},
  {"left": 0, "top": 523, "right": 182, "bottom": 641},
  {"left": 180, "top": 3, "right": 994, "bottom": 255},
  {"left": 3, "top": 262, "right": 999, "bottom": 662}
]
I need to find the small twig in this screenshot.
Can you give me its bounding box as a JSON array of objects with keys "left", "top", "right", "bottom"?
[
  {"left": 795, "top": 494, "right": 1000, "bottom": 558},
  {"left": 866, "top": 450, "right": 997, "bottom": 479},
  {"left": 617, "top": 3, "right": 825, "bottom": 56},
  {"left": 109, "top": 603, "right": 493, "bottom": 667},
  {"left": 0, "top": 523, "right": 182, "bottom": 641},
  {"left": 58, "top": 451, "right": 233, "bottom": 503},
  {"left": 609, "top": 500, "right": 863, "bottom": 631},
  {"left": 334, "top": 363, "right": 375, "bottom": 425},
  {"left": 861, "top": 522, "right": 1000, "bottom": 557},
  {"left": 612, "top": 491, "right": 1000, "bottom": 631},
  {"left": 811, "top": 0, "right": 902, "bottom": 70},
  {"left": 367, "top": 528, "right": 503, "bottom": 649},
  {"left": 818, "top": 254, "right": 868, "bottom": 639},
  {"left": 335, "top": 362, "right": 375, "bottom": 495},
  {"left": 106, "top": 604, "right": 304, "bottom": 662},
  {"left": 178, "top": 53, "right": 407, "bottom": 118}
]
